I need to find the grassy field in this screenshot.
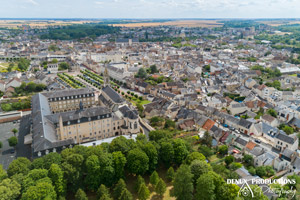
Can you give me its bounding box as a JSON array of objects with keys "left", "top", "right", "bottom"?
[
  {"left": 129, "top": 97, "right": 151, "bottom": 106},
  {"left": 259, "top": 20, "right": 300, "bottom": 27},
  {"left": 0, "top": 62, "right": 18, "bottom": 72},
  {"left": 0, "top": 20, "right": 102, "bottom": 28},
  {"left": 112, "top": 20, "right": 223, "bottom": 28}
]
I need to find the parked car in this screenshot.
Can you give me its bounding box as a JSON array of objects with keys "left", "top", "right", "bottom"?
[{"left": 254, "top": 139, "right": 261, "bottom": 144}]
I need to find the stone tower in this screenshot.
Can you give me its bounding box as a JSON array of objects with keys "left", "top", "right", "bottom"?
[{"left": 103, "top": 63, "right": 110, "bottom": 87}]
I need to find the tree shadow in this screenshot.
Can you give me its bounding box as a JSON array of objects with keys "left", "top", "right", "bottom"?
[{"left": 151, "top": 194, "right": 163, "bottom": 200}]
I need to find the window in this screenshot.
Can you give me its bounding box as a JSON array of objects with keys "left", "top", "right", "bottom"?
[
  {"left": 90, "top": 133, "right": 92, "bottom": 136},
  {"left": 69, "top": 132, "right": 71, "bottom": 135}
]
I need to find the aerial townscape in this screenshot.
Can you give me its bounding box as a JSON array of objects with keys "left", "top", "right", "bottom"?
[{"left": 1, "top": 10, "right": 300, "bottom": 200}]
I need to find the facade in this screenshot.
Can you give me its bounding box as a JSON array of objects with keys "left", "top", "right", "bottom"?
[
  {"left": 47, "top": 63, "right": 59, "bottom": 74},
  {"left": 44, "top": 88, "right": 95, "bottom": 113},
  {"left": 31, "top": 88, "right": 140, "bottom": 157}
]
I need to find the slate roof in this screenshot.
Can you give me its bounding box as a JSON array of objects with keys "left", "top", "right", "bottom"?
[
  {"left": 32, "top": 93, "right": 74, "bottom": 153},
  {"left": 102, "top": 86, "right": 125, "bottom": 104},
  {"left": 276, "top": 133, "right": 295, "bottom": 144},
  {"left": 119, "top": 105, "right": 138, "bottom": 120}
]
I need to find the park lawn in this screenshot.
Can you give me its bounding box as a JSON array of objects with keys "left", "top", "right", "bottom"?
[
  {"left": 289, "top": 73, "right": 297, "bottom": 77},
  {"left": 0, "top": 62, "right": 18, "bottom": 72},
  {"left": 130, "top": 97, "right": 151, "bottom": 106},
  {"left": 209, "top": 154, "right": 220, "bottom": 163}
]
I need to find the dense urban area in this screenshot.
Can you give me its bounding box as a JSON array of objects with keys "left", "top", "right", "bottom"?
[{"left": 0, "top": 19, "right": 300, "bottom": 200}]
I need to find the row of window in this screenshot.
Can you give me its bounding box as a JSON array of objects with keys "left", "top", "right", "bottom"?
[{"left": 49, "top": 93, "right": 94, "bottom": 101}]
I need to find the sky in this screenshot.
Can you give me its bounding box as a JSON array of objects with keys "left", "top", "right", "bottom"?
[{"left": 0, "top": 0, "right": 300, "bottom": 18}]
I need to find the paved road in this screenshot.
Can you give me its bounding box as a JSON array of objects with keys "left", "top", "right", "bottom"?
[
  {"left": 0, "top": 121, "right": 19, "bottom": 169},
  {"left": 0, "top": 115, "right": 32, "bottom": 170},
  {"left": 16, "top": 115, "right": 32, "bottom": 159},
  {"left": 140, "top": 122, "right": 150, "bottom": 139}
]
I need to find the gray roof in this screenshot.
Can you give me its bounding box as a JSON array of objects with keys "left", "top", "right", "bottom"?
[
  {"left": 276, "top": 133, "right": 295, "bottom": 144},
  {"left": 32, "top": 93, "right": 74, "bottom": 153},
  {"left": 43, "top": 88, "right": 94, "bottom": 99},
  {"left": 119, "top": 105, "right": 138, "bottom": 120},
  {"left": 235, "top": 137, "right": 247, "bottom": 146},
  {"left": 102, "top": 86, "right": 125, "bottom": 104}
]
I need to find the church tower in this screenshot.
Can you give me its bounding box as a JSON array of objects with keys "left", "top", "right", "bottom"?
[{"left": 103, "top": 63, "right": 110, "bottom": 87}]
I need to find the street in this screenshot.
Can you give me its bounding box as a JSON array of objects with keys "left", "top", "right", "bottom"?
[{"left": 0, "top": 115, "right": 32, "bottom": 169}]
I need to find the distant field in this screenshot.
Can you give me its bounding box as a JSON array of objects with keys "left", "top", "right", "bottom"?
[
  {"left": 259, "top": 20, "right": 300, "bottom": 27},
  {"left": 0, "top": 20, "right": 101, "bottom": 28},
  {"left": 112, "top": 20, "right": 223, "bottom": 28}
]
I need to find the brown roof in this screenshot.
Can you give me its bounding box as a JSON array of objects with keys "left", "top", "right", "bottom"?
[
  {"left": 257, "top": 100, "right": 266, "bottom": 108},
  {"left": 262, "top": 114, "right": 275, "bottom": 123},
  {"left": 245, "top": 101, "right": 254, "bottom": 109},
  {"left": 257, "top": 84, "right": 266, "bottom": 91},
  {"left": 245, "top": 141, "right": 256, "bottom": 150},
  {"left": 202, "top": 119, "right": 215, "bottom": 131}
]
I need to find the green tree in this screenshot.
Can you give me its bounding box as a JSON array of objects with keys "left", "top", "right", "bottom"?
[
  {"left": 113, "top": 179, "right": 126, "bottom": 199},
  {"left": 134, "top": 175, "right": 145, "bottom": 193},
  {"left": 136, "top": 68, "right": 147, "bottom": 79},
  {"left": 126, "top": 148, "right": 149, "bottom": 175},
  {"left": 119, "top": 188, "right": 133, "bottom": 200},
  {"left": 142, "top": 143, "right": 158, "bottom": 172},
  {"left": 218, "top": 145, "right": 228, "bottom": 156},
  {"left": 195, "top": 173, "right": 215, "bottom": 200},
  {"left": 225, "top": 155, "right": 235, "bottom": 166},
  {"left": 243, "top": 154, "right": 253, "bottom": 166},
  {"left": 155, "top": 178, "right": 166, "bottom": 197},
  {"left": 0, "top": 178, "right": 21, "bottom": 200},
  {"left": 256, "top": 166, "right": 267, "bottom": 177},
  {"left": 201, "top": 131, "right": 213, "bottom": 147},
  {"left": 283, "top": 125, "right": 294, "bottom": 135},
  {"left": 138, "top": 183, "right": 150, "bottom": 200},
  {"left": 173, "top": 139, "right": 189, "bottom": 165},
  {"left": 150, "top": 171, "right": 159, "bottom": 186},
  {"left": 173, "top": 164, "right": 194, "bottom": 200},
  {"left": 59, "top": 62, "right": 70, "bottom": 70},
  {"left": 21, "top": 181, "right": 57, "bottom": 200},
  {"left": 185, "top": 152, "right": 206, "bottom": 165},
  {"left": 0, "top": 165, "right": 7, "bottom": 181},
  {"left": 109, "top": 136, "right": 133, "bottom": 155},
  {"left": 48, "top": 164, "right": 66, "bottom": 196},
  {"left": 267, "top": 109, "right": 277, "bottom": 118},
  {"left": 248, "top": 167, "right": 256, "bottom": 175},
  {"left": 190, "top": 160, "right": 212, "bottom": 184},
  {"left": 7, "top": 157, "right": 31, "bottom": 177},
  {"left": 149, "top": 65, "right": 158, "bottom": 74},
  {"left": 97, "top": 184, "right": 110, "bottom": 199},
  {"left": 166, "top": 166, "right": 175, "bottom": 182},
  {"left": 75, "top": 188, "right": 88, "bottom": 200},
  {"left": 198, "top": 145, "right": 214, "bottom": 157},
  {"left": 84, "top": 155, "right": 101, "bottom": 191},
  {"left": 8, "top": 136, "right": 18, "bottom": 148},
  {"left": 0, "top": 141, "right": 2, "bottom": 150},
  {"left": 112, "top": 151, "right": 126, "bottom": 181},
  {"left": 164, "top": 119, "right": 175, "bottom": 129},
  {"left": 11, "top": 128, "right": 18, "bottom": 136}
]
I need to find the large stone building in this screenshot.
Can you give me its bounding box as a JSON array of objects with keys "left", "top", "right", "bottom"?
[
  {"left": 31, "top": 87, "right": 140, "bottom": 157},
  {"left": 44, "top": 88, "right": 95, "bottom": 113}
]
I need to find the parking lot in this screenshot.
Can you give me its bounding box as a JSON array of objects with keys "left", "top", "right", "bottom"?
[{"left": 0, "top": 115, "right": 32, "bottom": 169}]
